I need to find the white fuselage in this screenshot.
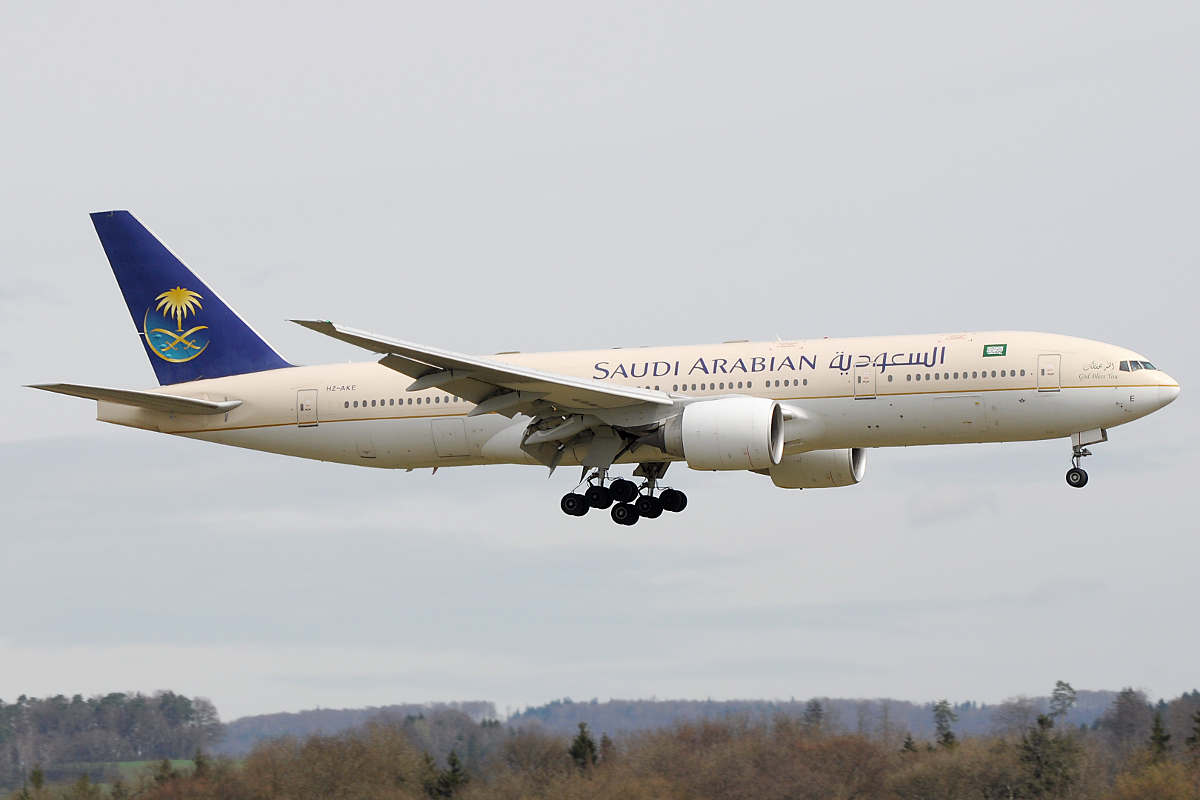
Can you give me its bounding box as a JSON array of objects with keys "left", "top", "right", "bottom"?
[{"left": 96, "top": 331, "right": 1179, "bottom": 474}]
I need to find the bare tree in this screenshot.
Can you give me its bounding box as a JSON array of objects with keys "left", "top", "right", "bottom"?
[{"left": 992, "top": 695, "right": 1039, "bottom": 738}]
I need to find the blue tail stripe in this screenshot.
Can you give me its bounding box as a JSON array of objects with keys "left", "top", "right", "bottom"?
[{"left": 91, "top": 211, "right": 293, "bottom": 385}]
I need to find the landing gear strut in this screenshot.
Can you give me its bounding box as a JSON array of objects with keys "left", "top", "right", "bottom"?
[
  {"left": 560, "top": 464, "right": 688, "bottom": 524},
  {"left": 1065, "top": 446, "right": 1090, "bottom": 488}
]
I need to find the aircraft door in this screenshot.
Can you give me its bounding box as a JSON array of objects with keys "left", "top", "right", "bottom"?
[
  {"left": 1037, "top": 355, "right": 1061, "bottom": 392},
  {"left": 297, "top": 389, "right": 318, "bottom": 426},
  {"left": 853, "top": 363, "right": 876, "bottom": 398}
]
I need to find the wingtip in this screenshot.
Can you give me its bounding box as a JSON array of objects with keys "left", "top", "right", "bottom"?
[{"left": 289, "top": 319, "right": 336, "bottom": 330}]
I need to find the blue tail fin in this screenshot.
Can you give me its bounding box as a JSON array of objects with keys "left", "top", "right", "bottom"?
[{"left": 91, "top": 211, "right": 293, "bottom": 385}]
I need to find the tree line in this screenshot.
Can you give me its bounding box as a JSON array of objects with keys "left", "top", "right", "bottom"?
[
  {"left": 9, "top": 682, "right": 1200, "bottom": 799},
  {"left": 0, "top": 693, "right": 223, "bottom": 789}
]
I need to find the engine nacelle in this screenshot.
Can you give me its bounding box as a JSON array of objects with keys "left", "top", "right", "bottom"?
[
  {"left": 767, "top": 448, "right": 866, "bottom": 489},
  {"left": 653, "top": 397, "right": 784, "bottom": 471}
]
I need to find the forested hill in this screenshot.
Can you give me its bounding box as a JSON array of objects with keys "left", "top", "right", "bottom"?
[
  {"left": 506, "top": 692, "right": 1124, "bottom": 739},
  {"left": 217, "top": 701, "right": 497, "bottom": 756}
]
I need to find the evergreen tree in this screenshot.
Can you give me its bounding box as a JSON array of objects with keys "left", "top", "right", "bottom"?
[
  {"left": 437, "top": 750, "right": 469, "bottom": 796},
  {"left": 29, "top": 764, "right": 44, "bottom": 791},
  {"left": 1149, "top": 711, "right": 1172, "bottom": 763},
  {"left": 932, "top": 700, "right": 958, "bottom": 749},
  {"left": 154, "top": 758, "right": 177, "bottom": 785},
  {"left": 1186, "top": 708, "right": 1200, "bottom": 758},
  {"left": 192, "top": 748, "right": 209, "bottom": 779},
  {"left": 802, "top": 699, "right": 824, "bottom": 730},
  {"left": 569, "top": 722, "right": 599, "bottom": 772},
  {"left": 901, "top": 733, "right": 919, "bottom": 753},
  {"left": 1019, "top": 714, "right": 1079, "bottom": 796},
  {"left": 63, "top": 774, "right": 101, "bottom": 800},
  {"left": 1049, "top": 681, "right": 1077, "bottom": 720},
  {"left": 422, "top": 750, "right": 470, "bottom": 798}
]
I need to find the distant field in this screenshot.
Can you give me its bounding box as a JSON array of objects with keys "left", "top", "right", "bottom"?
[{"left": 42, "top": 760, "right": 197, "bottom": 786}]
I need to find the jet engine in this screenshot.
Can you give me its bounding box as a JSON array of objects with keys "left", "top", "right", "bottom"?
[
  {"left": 650, "top": 397, "right": 784, "bottom": 470},
  {"left": 766, "top": 448, "right": 866, "bottom": 489}
]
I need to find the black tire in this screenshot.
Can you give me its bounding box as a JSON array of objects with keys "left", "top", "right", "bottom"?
[
  {"left": 611, "top": 503, "right": 640, "bottom": 525},
  {"left": 561, "top": 493, "right": 589, "bottom": 516},
  {"left": 635, "top": 495, "right": 663, "bottom": 519},
  {"left": 610, "top": 478, "right": 638, "bottom": 504},
  {"left": 676, "top": 491, "right": 688, "bottom": 512},
  {"left": 1066, "top": 467, "right": 1088, "bottom": 488},
  {"left": 585, "top": 485, "right": 614, "bottom": 509},
  {"left": 660, "top": 489, "right": 685, "bottom": 513}
]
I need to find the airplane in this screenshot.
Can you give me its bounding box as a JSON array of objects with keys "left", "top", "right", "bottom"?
[{"left": 31, "top": 211, "right": 1180, "bottom": 525}]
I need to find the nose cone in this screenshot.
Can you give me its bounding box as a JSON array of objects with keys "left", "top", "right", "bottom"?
[{"left": 1158, "top": 378, "right": 1181, "bottom": 409}]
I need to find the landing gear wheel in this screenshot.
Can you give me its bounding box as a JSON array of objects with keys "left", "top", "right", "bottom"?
[
  {"left": 611, "top": 503, "right": 640, "bottom": 525},
  {"left": 659, "top": 489, "right": 687, "bottom": 513},
  {"left": 635, "top": 495, "right": 663, "bottom": 519},
  {"left": 585, "top": 485, "right": 614, "bottom": 509},
  {"left": 1066, "top": 467, "right": 1088, "bottom": 488},
  {"left": 610, "top": 479, "right": 638, "bottom": 504},
  {"left": 561, "top": 493, "right": 589, "bottom": 516}
]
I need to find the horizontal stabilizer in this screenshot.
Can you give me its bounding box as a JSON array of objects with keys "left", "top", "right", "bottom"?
[{"left": 29, "top": 383, "right": 242, "bottom": 415}]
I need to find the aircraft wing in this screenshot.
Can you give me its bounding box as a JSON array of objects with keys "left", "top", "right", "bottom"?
[
  {"left": 29, "top": 383, "right": 243, "bottom": 415},
  {"left": 291, "top": 320, "right": 674, "bottom": 416}
]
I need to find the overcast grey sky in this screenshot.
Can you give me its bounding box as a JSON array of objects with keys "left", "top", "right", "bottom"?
[{"left": 1, "top": 3, "right": 1197, "bottom": 720}]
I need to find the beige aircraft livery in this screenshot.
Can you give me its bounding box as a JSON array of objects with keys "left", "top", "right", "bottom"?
[{"left": 32, "top": 212, "right": 1181, "bottom": 525}]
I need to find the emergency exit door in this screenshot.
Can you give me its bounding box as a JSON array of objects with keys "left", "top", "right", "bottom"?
[
  {"left": 853, "top": 363, "right": 876, "bottom": 398},
  {"left": 297, "top": 389, "right": 318, "bottom": 426},
  {"left": 1037, "top": 355, "right": 1061, "bottom": 392}
]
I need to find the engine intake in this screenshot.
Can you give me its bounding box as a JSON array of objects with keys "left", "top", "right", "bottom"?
[
  {"left": 652, "top": 397, "right": 784, "bottom": 471},
  {"left": 767, "top": 448, "right": 866, "bottom": 489}
]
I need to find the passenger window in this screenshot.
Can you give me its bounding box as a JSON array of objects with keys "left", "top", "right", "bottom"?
[
  {"left": 916, "top": 374, "right": 921, "bottom": 381},
  {"left": 907, "top": 374, "right": 912, "bottom": 381},
  {"left": 344, "top": 401, "right": 349, "bottom": 408},
  {"left": 737, "top": 382, "right": 743, "bottom": 389},
  {"left": 888, "top": 375, "right": 893, "bottom": 382},
  {"left": 720, "top": 383, "right": 725, "bottom": 389},
  {"left": 925, "top": 373, "right": 931, "bottom": 381},
  {"left": 803, "top": 379, "right": 808, "bottom": 386},
  {"left": 784, "top": 380, "right": 789, "bottom": 387},
  {"left": 991, "top": 371, "right": 996, "bottom": 378},
  {"left": 1020, "top": 370, "right": 1025, "bottom": 376},
  {"left": 934, "top": 373, "right": 939, "bottom": 380},
  {"left": 417, "top": 397, "right": 422, "bottom": 404},
  {"left": 747, "top": 382, "right": 752, "bottom": 388},
  {"left": 972, "top": 372, "right": 978, "bottom": 378},
  {"left": 407, "top": 398, "right": 412, "bottom": 405},
  {"left": 1001, "top": 370, "right": 1006, "bottom": 377}
]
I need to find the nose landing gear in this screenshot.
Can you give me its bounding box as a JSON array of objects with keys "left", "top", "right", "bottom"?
[{"left": 1065, "top": 446, "right": 1091, "bottom": 488}]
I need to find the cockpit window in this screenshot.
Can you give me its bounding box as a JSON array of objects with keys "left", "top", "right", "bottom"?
[
  {"left": 1119, "top": 361, "right": 1129, "bottom": 372},
  {"left": 1129, "top": 361, "right": 1142, "bottom": 371},
  {"left": 1140, "top": 361, "right": 1157, "bottom": 370}
]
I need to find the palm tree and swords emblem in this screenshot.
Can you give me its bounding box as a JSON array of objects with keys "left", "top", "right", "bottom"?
[{"left": 144, "top": 287, "right": 210, "bottom": 362}]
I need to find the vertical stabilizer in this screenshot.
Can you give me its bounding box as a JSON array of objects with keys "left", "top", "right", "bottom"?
[{"left": 90, "top": 211, "right": 292, "bottom": 385}]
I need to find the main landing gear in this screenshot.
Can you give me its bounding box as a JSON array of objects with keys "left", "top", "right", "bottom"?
[{"left": 560, "top": 465, "right": 688, "bottom": 525}]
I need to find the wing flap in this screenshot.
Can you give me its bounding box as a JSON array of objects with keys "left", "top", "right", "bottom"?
[{"left": 29, "top": 383, "right": 242, "bottom": 415}]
